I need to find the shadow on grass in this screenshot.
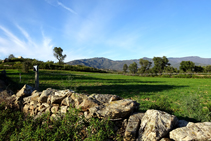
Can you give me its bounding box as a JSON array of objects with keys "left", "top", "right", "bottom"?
[
  {"left": 76, "top": 84, "right": 187, "bottom": 98},
  {"left": 4, "top": 71, "right": 204, "bottom": 123}
]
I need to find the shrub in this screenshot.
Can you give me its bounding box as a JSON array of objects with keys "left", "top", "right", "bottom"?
[{"left": 22, "top": 62, "right": 29, "bottom": 73}]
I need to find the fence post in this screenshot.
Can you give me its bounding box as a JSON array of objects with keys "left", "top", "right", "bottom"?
[{"left": 33, "top": 65, "right": 39, "bottom": 91}]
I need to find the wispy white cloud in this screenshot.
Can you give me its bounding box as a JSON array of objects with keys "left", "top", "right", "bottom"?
[
  {"left": 0, "top": 25, "right": 26, "bottom": 49},
  {"left": 45, "top": 0, "right": 77, "bottom": 15},
  {"left": 0, "top": 25, "right": 55, "bottom": 61},
  {"left": 57, "top": 2, "right": 77, "bottom": 15}
]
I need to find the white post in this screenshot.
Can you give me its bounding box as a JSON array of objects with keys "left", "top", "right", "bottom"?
[{"left": 34, "top": 65, "right": 39, "bottom": 91}]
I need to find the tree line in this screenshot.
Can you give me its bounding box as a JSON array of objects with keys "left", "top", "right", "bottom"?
[
  {"left": 0, "top": 47, "right": 106, "bottom": 73},
  {"left": 123, "top": 56, "right": 211, "bottom": 74}
]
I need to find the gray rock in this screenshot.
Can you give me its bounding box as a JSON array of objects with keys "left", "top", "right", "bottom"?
[
  {"left": 170, "top": 122, "right": 211, "bottom": 141},
  {"left": 51, "top": 105, "right": 59, "bottom": 114},
  {"left": 124, "top": 113, "right": 145, "bottom": 141},
  {"left": 38, "top": 89, "right": 55, "bottom": 103},
  {"left": 49, "top": 95, "right": 66, "bottom": 104},
  {"left": 88, "top": 94, "right": 122, "bottom": 104},
  {"left": 60, "top": 106, "right": 68, "bottom": 114},
  {"left": 71, "top": 93, "right": 89, "bottom": 107},
  {"left": 23, "top": 96, "right": 31, "bottom": 105},
  {"left": 55, "top": 89, "right": 73, "bottom": 97},
  {"left": 16, "top": 84, "right": 34, "bottom": 97},
  {"left": 88, "top": 99, "right": 138, "bottom": 119},
  {"left": 23, "top": 104, "right": 30, "bottom": 114},
  {"left": 61, "top": 96, "right": 75, "bottom": 107},
  {"left": 138, "top": 109, "right": 178, "bottom": 141},
  {"left": 30, "top": 92, "right": 41, "bottom": 101},
  {"left": 78, "top": 97, "right": 100, "bottom": 111}
]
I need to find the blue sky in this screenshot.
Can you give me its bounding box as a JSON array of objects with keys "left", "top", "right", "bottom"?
[{"left": 0, "top": 0, "right": 211, "bottom": 62}]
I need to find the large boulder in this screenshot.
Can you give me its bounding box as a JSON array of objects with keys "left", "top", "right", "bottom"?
[
  {"left": 38, "top": 88, "right": 55, "bottom": 103},
  {"left": 170, "top": 122, "right": 211, "bottom": 141},
  {"left": 88, "top": 99, "right": 138, "bottom": 119},
  {"left": 138, "top": 109, "right": 178, "bottom": 141},
  {"left": 16, "top": 84, "right": 34, "bottom": 98}
]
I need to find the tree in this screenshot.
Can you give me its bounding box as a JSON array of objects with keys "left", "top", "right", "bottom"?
[
  {"left": 8, "top": 54, "right": 15, "bottom": 59},
  {"left": 205, "top": 65, "right": 211, "bottom": 73},
  {"left": 194, "top": 66, "right": 204, "bottom": 73},
  {"left": 139, "top": 59, "right": 152, "bottom": 73},
  {"left": 152, "top": 56, "right": 170, "bottom": 73},
  {"left": 163, "top": 66, "right": 178, "bottom": 73},
  {"left": 53, "top": 47, "right": 66, "bottom": 64},
  {"left": 179, "top": 61, "right": 195, "bottom": 72},
  {"left": 123, "top": 64, "right": 128, "bottom": 73},
  {"left": 129, "top": 62, "right": 138, "bottom": 74}
]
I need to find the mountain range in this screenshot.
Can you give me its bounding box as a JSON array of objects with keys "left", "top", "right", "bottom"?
[{"left": 66, "top": 56, "right": 211, "bottom": 71}]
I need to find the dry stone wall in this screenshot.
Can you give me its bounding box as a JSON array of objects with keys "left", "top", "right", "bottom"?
[{"left": 5, "top": 84, "right": 211, "bottom": 141}]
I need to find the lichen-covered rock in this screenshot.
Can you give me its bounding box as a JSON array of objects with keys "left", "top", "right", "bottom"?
[
  {"left": 49, "top": 95, "right": 66, "bottom": 104},
  {"left": 60, "top": 106, "right": 68, "bottom": 114},
  {"left": 78, "top": 97, "right": 100, "bottom": 111},
  {"left": 51, "top": 105, "right": 59, "bottom": 114},
  {"left": 23, "top": 104, "right": 30, "bottom": 114},
  {"left": 170, "top": 122, "right": 211, "bottom": 141},
  {"left": 124, "top": 112, "right": 144, "bottom": 141},
  {"left": 61, "top": 96, "right": 75, "bottom": 107},
  {"left": 138, "top": 109, "right": 178, "bottom": 141},
  {"left": 38, "top": 88, "right": 55, "bottom": 103},
  {"left": 88, "top": 94, "right": 122, "bottom": 104},
  {"left": 88, "top": 99, "right": 138, "bottom": 119},
  {"left": 16, "top": 84, "right": 34, "bottom": 97},
  {"left": 30, "top": 92, "right": 41, "bottom": 101},
  {"left": 23, "top": 96, "right": 31, "bottom": 105},
  {"left": 55, "top": 89, "right": 73, "bottom": 97},
  {"left": 71, "top": 93, "right": 89, "bottom": 107}
]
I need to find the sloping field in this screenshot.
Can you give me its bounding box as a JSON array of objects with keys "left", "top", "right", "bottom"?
[{"left": 3, "top": 69, "right": 211, "bottom": 121}]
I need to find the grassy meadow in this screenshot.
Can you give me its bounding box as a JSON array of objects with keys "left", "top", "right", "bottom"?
[
  {"left": 1, "top": 69, "right": 211, "bottom": 140},
  {"left": 3, "top": 69, "right": 211, "bottom": 122}
]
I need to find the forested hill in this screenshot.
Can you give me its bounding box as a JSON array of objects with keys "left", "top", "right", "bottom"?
[{"left": 66, "top": 56, "right": 211, "bottom": 71}]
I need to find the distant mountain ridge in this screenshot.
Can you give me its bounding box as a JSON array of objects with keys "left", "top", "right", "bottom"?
[{"left": 66, "top": 56, "right": 211, "bottom": 71}]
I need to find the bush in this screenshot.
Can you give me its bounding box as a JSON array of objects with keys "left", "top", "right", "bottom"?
[{"left": 22, "top": 62, "right": 29, "bottom": 73}]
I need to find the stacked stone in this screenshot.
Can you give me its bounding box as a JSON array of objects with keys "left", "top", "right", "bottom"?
[
  {"left": 5, "top": 84, "right": 211, "bottom": 141},
  {"left": 10, "top": 84, "right": 139, "bottom": 121}
]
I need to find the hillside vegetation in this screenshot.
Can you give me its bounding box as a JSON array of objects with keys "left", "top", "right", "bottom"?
[{"left": 67, "top": 56, "right": 211, "bottom": 70}]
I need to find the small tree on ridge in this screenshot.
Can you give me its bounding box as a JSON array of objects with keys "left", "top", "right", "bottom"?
[{"left": 53, "top": 47, "right": 66, "bottom": 64}]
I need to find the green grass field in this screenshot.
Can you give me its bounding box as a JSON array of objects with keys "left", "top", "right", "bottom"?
[{"left": 2, "top": 69, "right": 211, "bottom": 122}]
